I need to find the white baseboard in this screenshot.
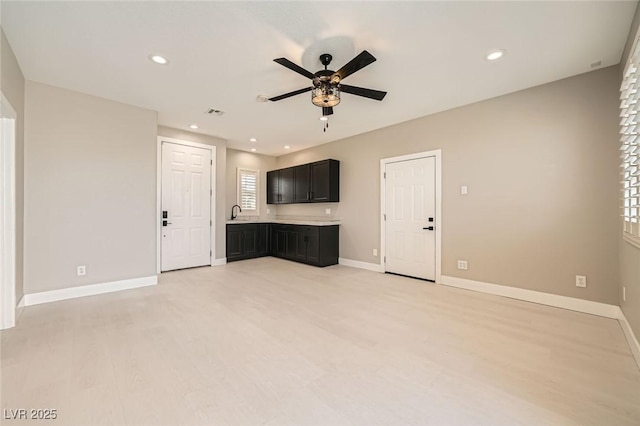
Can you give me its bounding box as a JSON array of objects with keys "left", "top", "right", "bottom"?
[
  {"left": 212, "top": 257, "right": 227, "bottom": 266},
  {"left": 617, "top": 308, "right": 640, "bottom": 371},
  {"left": 440, "top": 275, "right": 620, "bottom": 319},
  {"left": 15, "top": 295, "right": 26, "bottom": 322},
  {"left": 338, "top": 258, "right": 384, "bottom": 273},
  {"left": 23, "top": 275, "right": 158, "bottom": 306}
]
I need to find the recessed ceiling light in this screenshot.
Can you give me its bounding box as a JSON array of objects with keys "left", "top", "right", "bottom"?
[
  {"left": 250, "top": 148, "right": 257, "bottom": 152},
  {"left": 189, "top": 124, "right": 198, "bottom": 129},
  {"left": 320, "top": 116, "right": 329, "bottom": 121},
  {"left": 486, "top": 49, "right": 505, "bottom": 61},
  {"left": 249, "top": 138, "right": 257, "bottom": 142},
  {"left": 150, "top": 55, "right": 168, "bottom": 65},
  {"left": 284, "top": 145, "right": 290, "bottom": 149}
]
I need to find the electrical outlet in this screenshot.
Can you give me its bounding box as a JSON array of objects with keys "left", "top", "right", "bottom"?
[
  {"left": 325, "top": 208, "right": 331, "bottom": 215},
  {"left": 623, "top": 286, "right": 626, "bottom": 302},
  {"left": 576, "top": 275, "right": 587, "bottom": 288},
  {"left": 77, "top": 265, "right": 86, "bottom": 276},
  {"left": 461, "top": 185, "right": 468, "bottom": 195},
  {"left": 457, "top": 260, "right": 468, "bottom": 270},
  {"left": 373, "top": 249, "right": 378, "bottom": 256},
  {"left": 266, "top": 208, "right": 270, "bottom": 215}
]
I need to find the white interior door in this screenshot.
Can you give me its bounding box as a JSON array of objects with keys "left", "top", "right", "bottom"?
[
  {"left": 385, "top": 156, "right": 436, "bottom": 280},
  {"left": 161, "top": 142, "right": 211, "bottom": 271}
]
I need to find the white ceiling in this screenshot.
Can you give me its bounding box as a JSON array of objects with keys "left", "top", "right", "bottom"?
[{"left": 2, "top": 1, "right": 636, "bottom": 156}]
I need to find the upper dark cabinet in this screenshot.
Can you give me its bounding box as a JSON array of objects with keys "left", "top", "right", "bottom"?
[
  {"left": 267, "top": 159, "right": 339, "bottom": 204},
  {"left": 267, "top": 170, "right": 279, "bottom": 205},
  {"left": 294, "top": 164, "right": 311, "bottom": 203},
  {"left": 279, "top": 167, "right": 295, "bottom": 204},
  {"left": 267, "top": 168, "right": 295, "bottom": 204},
  {"left": 310, "top": 160, "right": 339, "bottom": 202}
]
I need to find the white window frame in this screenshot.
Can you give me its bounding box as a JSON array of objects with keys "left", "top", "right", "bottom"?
[
  {"left": 237, "top": 168, "right": 259, "bottom": 216},
  {"left": 621, "top": 37, "right": 640, "bottom": 249}
]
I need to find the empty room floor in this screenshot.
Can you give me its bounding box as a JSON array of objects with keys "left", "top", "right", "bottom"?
[{"left": 2, "top": 257, "right": 639, "bottom": 425}]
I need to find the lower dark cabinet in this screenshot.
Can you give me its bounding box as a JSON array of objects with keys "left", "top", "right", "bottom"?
[
  {"left": 226, "top": 223, "right": 269, "bottom": 262},
  {"left": 227, "top": 223, "right": 338, "bottom": 267},
  {"left": 269, "top": 224, "right": 338, "bottom": 267}
]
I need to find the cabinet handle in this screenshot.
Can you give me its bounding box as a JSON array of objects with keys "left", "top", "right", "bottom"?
[{"left": 307, "top": 191, "right": 310, "bottom": 200}]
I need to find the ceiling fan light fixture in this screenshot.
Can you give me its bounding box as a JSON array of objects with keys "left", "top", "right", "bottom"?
[
  {"left": 319, "top": 116, "right": 329, "bottom": 121},
  {"left": 312, "top": 83, "right": 340, "bottom": 108}
]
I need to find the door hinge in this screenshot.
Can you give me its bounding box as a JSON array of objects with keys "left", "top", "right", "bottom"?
[
  {"left": 210, "top": 219, "right": 212, "bottom": 226},
  {"left": 383, "top": 213, "right": 386, "bottom": 221},
  {"left": 210, "top": 250, "right": 212, "bottom": 256},
  {"left": 384, "top": 172, "right": 386, "bottom": 179},
  {"left": 210, "top": 159, "right": 213, "bottom": 165},
  {"left": 210, "top": 189, "right": 212, "bottom": 195},
  {"left": 384, "top": 256, "right": 386, "bottom": 263}
]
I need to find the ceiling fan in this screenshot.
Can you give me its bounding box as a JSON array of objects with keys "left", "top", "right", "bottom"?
[{"left": 268, "top": 50, "right": 387, "bottom": 118}]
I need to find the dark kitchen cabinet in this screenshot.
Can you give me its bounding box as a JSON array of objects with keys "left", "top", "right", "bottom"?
[
  {"left": 267, "top": 168, "right": 295, "bottom": 204},
  {"left": 309, "top": 160, "right": 339, "bottom": 202},
  {"left": 267, "top": 160, "right": 339, "bottom": 204},
  {"left": 294, "top": 164, "right": 311, "bottom": 203},
  {"left": 226, "top": 223, "right": 269, "bottom": 262},
  {"left": 270, "top": 224, "right": 338, "bottom": 267},
  {"left": 266, "top": 171, "right": 279, "bottom": 205}
]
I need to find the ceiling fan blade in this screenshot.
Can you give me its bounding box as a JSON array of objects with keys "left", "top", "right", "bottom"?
[
  {"left": 268, "top": 87, "right": 311, "bottom": 102},
  {"left": 334, "top": 50, "right": 377, "bottom": 81},
  {"left": 340, "top": 84, "right": 387, "bottom": 101},
  {"left": 273, "top": 58, "right": 316, "bottom": 80},
  {"left": 322, "top": 107, "right": 334, "bottom": 116}
]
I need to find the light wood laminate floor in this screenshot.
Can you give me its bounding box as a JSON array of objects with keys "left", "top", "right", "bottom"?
[{"left": 2, "top": 257, "right": 639, "bottom": 425}]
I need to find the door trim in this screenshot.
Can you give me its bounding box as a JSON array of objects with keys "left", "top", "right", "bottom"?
[
  {"left": 156, "top": 136, "right": 216, "bottom": 274},
  {"left": 380, "top": 150, "right": 442, "bottom": 283},
  {"left": 1, "top": 92, "right": 17, "bottom": 329}
]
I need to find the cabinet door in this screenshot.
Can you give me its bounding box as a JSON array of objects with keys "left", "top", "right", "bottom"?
[
  {"left": 295, "top": 229, "right": 307, "bottom": 261},
  {"left": 310, "top": 160, "right": 339, "bottom": 202},
  {"left": 305, "top": 227, "right": 320, "bottom": 264},
  {"left": 257, "top": 224, "right": 270, "bottom": 255},
  {"left": 274, "top": 228, "right": 287, "bottom": 257},
  {"left": 279, "top": 167, "right": 295, "bottom": 204},
  {"left": 285, "top": 230, "right": 298, "bottom": 259},
  {"left": 226, "top": 227, "right": 244, "bottom": 259},
  {"left": 293, "top": 164, "right": 311, "bottom": 203},
  {"left": 267, "top": 170, "right": 279, "bottom": 204},
  {"left": 243, "top": 227, "right": 258, "bottom": 256}
]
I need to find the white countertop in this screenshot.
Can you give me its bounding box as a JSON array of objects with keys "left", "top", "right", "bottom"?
[{"left": 226, "top": 219, "right": 341, "bottom": 226}]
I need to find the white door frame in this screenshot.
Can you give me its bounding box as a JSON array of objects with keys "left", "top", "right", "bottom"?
[
  {"left": 1, "top": 93, "right": 17, "bottom": 329},
  {"left": 157, "top": 136, "right": 216, "bottom": 274},
  {"left": 380, "top": 149, "right": 442, "bottom": 283}
]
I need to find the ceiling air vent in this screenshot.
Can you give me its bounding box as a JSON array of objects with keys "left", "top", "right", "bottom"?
[{"left": 205, "top": 108, "right": 225, "bottom": 116}]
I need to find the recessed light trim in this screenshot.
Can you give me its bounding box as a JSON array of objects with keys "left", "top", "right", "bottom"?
[
  {"left": 250, "top": 148, "right": 257, "bottom": 152},
  {"left": 284, "top": 145, "right": 290, "bottom": 149},
  {"left": 189, "top": 124, "right": 199, "bottom": 129},
  {"left": 150, "top": 55, "right": 168, "bottom": 65},
  {"left": 486, "top": 49, "right": 505, "bottom": 61},
  {"left": 249, "top": 138, "right": 257, "bottom": 142}
]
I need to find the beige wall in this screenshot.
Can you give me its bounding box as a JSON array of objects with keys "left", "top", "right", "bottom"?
[
  {"left": 1, "top": 29, "right": 25, "bottom": 304},
  {"left": 278, "top": 67, "right": 620, "bottom": 305},
  {"left": 157, "top": 126, "right": 227, "bottom": 260},
  {"left": 24, "top": 81, "right": 158, "bottom": 293},
  {"left": 226, "top": 149, "right": 277, "bottom": 221},
  {"left": 620, "top": 4, "right": 640, "bottom": 340}
]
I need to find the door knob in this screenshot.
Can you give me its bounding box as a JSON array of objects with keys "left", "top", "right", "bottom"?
[
  {"left": 423, "top": 226, "right": 434, "bottom": 231},
  {"left": 163, "top": 220, "right": 172, "bottom": 227}
]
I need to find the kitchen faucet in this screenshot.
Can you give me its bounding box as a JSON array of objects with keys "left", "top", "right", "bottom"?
[{"left": 231, "top": 204, "right": 242, "bottom": 220}]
